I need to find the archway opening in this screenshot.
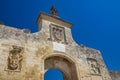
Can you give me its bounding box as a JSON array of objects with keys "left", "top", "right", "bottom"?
[
  {"left": 44, "top": 68, "right": 64, "bottom": 80},
  {"left": 44, "top": 55, "right": 78, "bottom": 80}
]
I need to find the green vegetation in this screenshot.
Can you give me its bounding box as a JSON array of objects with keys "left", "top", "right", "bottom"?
[{"left": 0, "top": 22, "right": 3, "bottom": 25}]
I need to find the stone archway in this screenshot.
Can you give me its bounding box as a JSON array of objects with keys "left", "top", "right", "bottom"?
[{"left": 44, "top": 54, "right": 78, "bottom": 80}]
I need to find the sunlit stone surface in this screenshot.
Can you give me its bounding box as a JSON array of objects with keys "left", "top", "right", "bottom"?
[{"left": 0, "top": 11, "right": 112, "bottom": 80}]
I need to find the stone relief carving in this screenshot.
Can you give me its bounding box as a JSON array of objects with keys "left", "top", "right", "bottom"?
[
  {"left": 87, "top": 58, "right": 100, "bottom": 75},
  {"left": 6, "top": 45, "right": 24, "bottom": 71},
  {"left": 53, "top": 27, "right": 63, "bottom": 41},
  {"left": 49, "top": 24, "right": 67, "bottom": 44}
]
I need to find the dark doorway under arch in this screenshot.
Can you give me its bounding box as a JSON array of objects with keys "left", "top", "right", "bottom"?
[{"left": 44, "top": 68, "right": 64, "bottom": 80}]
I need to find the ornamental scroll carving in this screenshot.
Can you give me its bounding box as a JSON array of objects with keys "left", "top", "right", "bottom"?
[
  {"left": 49, "top": 24, "right": 67, "bottom": 44},
  {"left": 87, "top": 58, "right": 101, "bottom": 75},
  {"left": 6, "top": 45, "right": 24, "bottom": 71}
]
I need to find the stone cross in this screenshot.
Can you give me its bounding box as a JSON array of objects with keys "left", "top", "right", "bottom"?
[{"left": 50, "top": 6, "right": 58, "bottom": 16}]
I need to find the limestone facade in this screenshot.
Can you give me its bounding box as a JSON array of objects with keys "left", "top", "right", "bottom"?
[
  {"left": 0, "top": 12, "right": 112, "bottom": 80},
  {"left": 109, "top": 71, "right": 120, "bottom": 80}
]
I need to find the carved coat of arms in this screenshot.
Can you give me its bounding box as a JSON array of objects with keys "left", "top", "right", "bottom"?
[
  {"left": 53, "top": 28, "right": 63, "bottom": 41},
  {"left": 6, "top": 45, "right": 24, "bottom": 71},
  {"left": 87, "top": 58, "right": 100, "bottom": 75},
  {"left": 49, "top": 24, "right": 67, "bottom": 43}
]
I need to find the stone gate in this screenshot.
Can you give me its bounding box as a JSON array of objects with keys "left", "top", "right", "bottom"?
[{"left": 0, "top": 7, "right": 112, "bottom": 80}]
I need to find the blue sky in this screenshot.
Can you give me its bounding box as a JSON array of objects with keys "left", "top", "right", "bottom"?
[
  {"left": 0, "top": 0, "right": 120, "bottom": 79},
  {"left": 44, "top": 68, "right": 64, "bottom": 80}
]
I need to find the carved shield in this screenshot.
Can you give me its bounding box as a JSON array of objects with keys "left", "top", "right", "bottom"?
[
  {"left": 7, "top": 45, "right": 23, "bottom": 71},
  {"left": 8, "top": 53, "right": 19, "bottom": 70},
  {"left": 53, "top": 28, "right": 63, "bottom": 41}
]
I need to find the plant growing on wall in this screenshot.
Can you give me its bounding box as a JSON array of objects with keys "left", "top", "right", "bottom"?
[{"left": 0, "top": 22, "right": 4, "bottom": 25}]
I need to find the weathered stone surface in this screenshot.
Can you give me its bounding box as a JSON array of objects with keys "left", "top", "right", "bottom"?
[
  {"left": 109, "top": 71, "right": 120, "bottom": 80},
  {"left": 0, "top": 12, "right": 112, "bottom": 80}
]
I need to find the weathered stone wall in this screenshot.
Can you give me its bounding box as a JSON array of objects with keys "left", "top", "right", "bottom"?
[
  {"left": 109, "top": 71, "right": 120, "bottom": 80},
  {"left": 0, "top": 14, "right": 112, "bottom": 80}
]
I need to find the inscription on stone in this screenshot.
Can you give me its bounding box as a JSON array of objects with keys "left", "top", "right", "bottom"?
[{"left": 53, "top": 42, "right": 65, "bottom": 52}]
